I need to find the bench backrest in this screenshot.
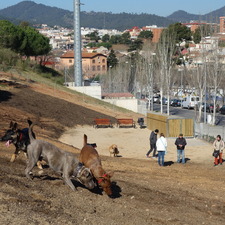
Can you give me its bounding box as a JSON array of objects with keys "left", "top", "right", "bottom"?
[
  {"left": 117, "top": 119, "right": 134, "bottom": 124},
  {"left": 94, "top": 118, "right": 111, "bottom": 124}
]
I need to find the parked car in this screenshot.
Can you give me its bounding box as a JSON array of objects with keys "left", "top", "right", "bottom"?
[
  {"left": 196, "top": 102, "right": 220, "bottom": 113},
  {"left": 181, "top": 96, "right": 199, "bottom": 109},
  {"left": 206, "top": 103, "right": 220, "bottom": 113},
  {"left": 171, "top": 99, "right": 182, "bottom": 107},
  {"left": 161, "top": 97, "right": 168, "bottom": 105},
  {"left": 219, "top": 105, "right": 225, "bottom": 114},
  {"left": 153, "top": 96, "right": 160, "bottom": 103},
  {"left": 195, "top": 102, "right": 207, "bottom": 111},
  {"left": 209, "top": 104, "right": 220, "bottom": 112},
  {"left": 170, "top": 99, "right": 176, "bottom": 106}
]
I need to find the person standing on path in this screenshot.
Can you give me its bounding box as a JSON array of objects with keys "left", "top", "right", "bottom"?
[
  {"left": 175, "top": 134, "right": 187, "bottom": 164},
  {"left": 146, "top": 129, "right": 159, "bottom": 158},
  {"left": 156, "top": 133, "right": 167, "bottom": 166},
  {"left": 213, "top": 135, "right": 224, "bottom": 166}
]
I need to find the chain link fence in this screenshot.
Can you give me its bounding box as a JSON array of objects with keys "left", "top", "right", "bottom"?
[{"left": 195, "top": 122, "right": 225, "bottom": 142}]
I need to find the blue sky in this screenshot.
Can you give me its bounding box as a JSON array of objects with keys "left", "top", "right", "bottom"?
[{"left": 0, "top": 0, "right": 225, "bottom": 17}]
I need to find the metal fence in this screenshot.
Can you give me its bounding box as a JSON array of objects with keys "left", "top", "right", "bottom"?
[{"left": 194, "top": 122, "right": 225, "bottom": 142}]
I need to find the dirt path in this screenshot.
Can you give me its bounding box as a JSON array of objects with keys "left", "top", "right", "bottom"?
[{"left": 59, "top": 125, "right": 214, "bottom": 165}]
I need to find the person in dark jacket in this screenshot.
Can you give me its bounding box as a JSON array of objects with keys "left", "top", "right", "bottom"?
[
  {"left": 146, "top": 129, "right": 159, "bottom": 158},
  {"left": 175, "top": 133, "right": 187, "bottom": 164}
]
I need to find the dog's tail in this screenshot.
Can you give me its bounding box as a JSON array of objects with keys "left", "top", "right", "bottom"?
[
  {"left": 83, "top": 134, "right": 87, "bottom": 147},
  {"left": 28, "top": 120, "right": 35, "bottom": 143}
]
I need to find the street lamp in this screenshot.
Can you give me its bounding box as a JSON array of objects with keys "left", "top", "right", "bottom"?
[
  {"left": 150, "top": 52, "right": 156, "bottom": 111},
  {"left": 204, "top": 63, "right": 207, "bottom": 124}
]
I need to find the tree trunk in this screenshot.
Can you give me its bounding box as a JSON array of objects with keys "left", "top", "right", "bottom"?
[
  {"left": 160, "top": 88, "right": 163, "bottom": 114},
  {"left": 212, "top": 88, "right": 217, "bottom": 125},
  {"left": 167, "top": 94, "right": 170, "bottom": 116}
]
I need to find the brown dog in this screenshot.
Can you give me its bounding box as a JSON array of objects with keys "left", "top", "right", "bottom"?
[
  {"left": 79, "top": 134, "right": 114, "bottom": 196},
  {"left": 109, "top": 144, "right": 119, "bottom": 157}
]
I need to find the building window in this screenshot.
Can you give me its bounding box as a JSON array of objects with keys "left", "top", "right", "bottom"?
[
  {"left": 102, "top": 59, "right": 105, "bottom": 63},
  {"left": 92, "top": 59, "right": 95, "bottom": 63},
  {"left": 97, "top": 65, "right": 101, "bottom": 71},
  {"left": 92, "top": 66, "right": 96, "bottom": 71},
  {"left": 69, "top": 59, "right": 72, "bottom": 63},
  {"left": 102, "top": 65, "right": 106, "bottom": 70}
]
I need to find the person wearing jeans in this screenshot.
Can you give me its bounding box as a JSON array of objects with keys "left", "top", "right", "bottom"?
[
  {"left": 175, "top": 134, "right": 187, "bottom": 164},
  {"left": 213, "top": 135, "right": 224, "bottom": 166},
  {"left": 156, "top": 133, "right": 167, "bottom": 166}
]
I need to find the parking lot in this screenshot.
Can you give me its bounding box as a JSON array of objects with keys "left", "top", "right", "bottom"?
[{"left": 152, "top": 102, "right": 225, "bottom": 126}]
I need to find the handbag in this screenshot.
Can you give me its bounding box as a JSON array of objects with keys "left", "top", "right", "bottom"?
[{"left": 212, "top": 150, "right": 220, "bottom": 158}]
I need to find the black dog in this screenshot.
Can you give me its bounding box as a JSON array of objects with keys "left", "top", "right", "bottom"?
[{"left": 0, "top": 120, "right": 41, "bottom": 166}]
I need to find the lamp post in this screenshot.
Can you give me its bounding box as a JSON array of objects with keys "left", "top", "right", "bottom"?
[
  {"left": 150, "top": 52, "right": 156, "bottom": 111},
  {"left": 74, "top": 0, "right": 82, "bottom": 87},
  {"left": 204, "top": 63, "right": 207, "bottom": 124}
]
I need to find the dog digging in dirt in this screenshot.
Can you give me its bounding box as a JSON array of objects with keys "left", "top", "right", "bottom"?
[
  {"left": 25, "top": 123, "right": 95, "bottom": 191},
  {"left": 109, "top": 144, "right": 119, "bottom": 157},
  {"left": 0, "top": 120, "right": 42, "bottom": 169},
  {"left": 79, "top": 134, "right": 114, "bottom": 197}
]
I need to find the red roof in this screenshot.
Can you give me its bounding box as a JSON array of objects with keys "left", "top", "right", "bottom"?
[
  {"left": 61, "top": 51, "right": 107, "bottom": 59},
  {"left": 181, "top": 48, "right": 188, "bottom": 55},
  {"left": 102, "top": 93, "right": 134, "bottom": 98}
]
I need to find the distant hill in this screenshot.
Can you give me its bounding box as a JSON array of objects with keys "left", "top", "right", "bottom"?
[
  {"left": 168, "top": 6, "right": 225, "bottom": 22},
  {"left": 0, "top": 1, "right": 174, "bottom": 30}
]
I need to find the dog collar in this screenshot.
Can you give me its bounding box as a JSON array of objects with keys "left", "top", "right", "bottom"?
[
  {"left": 98, "top": 173, "right": 107, "bottom": 184},
  {"left": 19, "top": 133, "right": 23, "bottom": 141}
]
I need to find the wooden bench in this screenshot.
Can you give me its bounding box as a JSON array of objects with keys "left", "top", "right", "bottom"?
[
  {"left": 117, "top": 118, "right": 136, "bottom": 128},
  {"left": 93, "top": 118, "right": 113, "bottom": 128}
]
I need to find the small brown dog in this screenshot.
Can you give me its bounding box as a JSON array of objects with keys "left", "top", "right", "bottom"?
[
  {"left": 79, "top": 134, "right": 114, "bottom": 197},
  {"left": 109, "top": 144, "right": 119, "bottom": 157}
]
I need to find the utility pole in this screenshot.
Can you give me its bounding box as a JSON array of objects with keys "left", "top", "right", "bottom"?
[{"left": 74, "top": 0, "right": 82, "bottom": 86}]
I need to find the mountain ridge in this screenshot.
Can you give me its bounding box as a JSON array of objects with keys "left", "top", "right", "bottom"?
[
  {"left": 0, "top": 1, "right": 174, "bottom": 30},
  {"left": 0, "top": 1, "right": 224, "bottom": 29},
  {"left": 167, "top": 5, "right": 225, "bottom": 22}
]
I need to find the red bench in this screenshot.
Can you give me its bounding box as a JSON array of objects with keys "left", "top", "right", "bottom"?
[
  {"left": 117, "top": 119, "right": 136, "bottom": 128},
  {"left": 93, "top": 118, "right": 113, "bottom": 128}
]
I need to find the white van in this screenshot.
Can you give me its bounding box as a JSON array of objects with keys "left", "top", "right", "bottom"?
[{"left": 181, "top": 96, "right": 199, "bottom": 109}]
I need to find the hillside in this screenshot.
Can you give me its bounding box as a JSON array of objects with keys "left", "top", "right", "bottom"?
[
  {"left": 0, "top": 71, "right": 138, "bottom": 136},
  {"left": 1, "top": 71, "right": 225, "bottom": 224},
  {"left": 168, "top": 5, "right": 225, "bottom": 22},
  {"left": 0, "top": 1, "right": 174, "bottom": 29}
]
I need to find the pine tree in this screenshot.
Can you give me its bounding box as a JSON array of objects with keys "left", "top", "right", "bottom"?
[{"left": 107, "top": 49, "right": 118, "bottom": 68}]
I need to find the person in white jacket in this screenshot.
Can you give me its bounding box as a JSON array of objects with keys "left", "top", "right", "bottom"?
[{"left": 156, "top": 133, "right": 167, "bottom": 166}]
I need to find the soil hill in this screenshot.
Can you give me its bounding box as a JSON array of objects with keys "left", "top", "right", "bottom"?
[{"left": 0, "top": 71, "right": 225, "bottom": 225}]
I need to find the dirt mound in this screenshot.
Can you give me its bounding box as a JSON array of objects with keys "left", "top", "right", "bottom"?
[
  {"left": 0, "top": 147, "right": 225, "bottom": 225},
  {"left": 0, "top": 72, "right": 138, "bottom": 137},
  {"left": 1, "top": 72, "right": 225, "bottom": 224}
]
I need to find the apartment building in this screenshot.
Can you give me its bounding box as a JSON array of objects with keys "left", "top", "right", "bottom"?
[{"left": 60, "top": 51, "right": 107, "bottom": 78}]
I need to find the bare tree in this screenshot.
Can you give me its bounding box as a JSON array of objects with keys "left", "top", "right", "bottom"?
[
  {"left": 208, "top": 38, "right": 224, "bottom": 124},
  {"left": 190, "top": 65, "right": 206, "bottom": 122},
  {"left": 155, "top": 29, "right": 176, "bottom": 115}
]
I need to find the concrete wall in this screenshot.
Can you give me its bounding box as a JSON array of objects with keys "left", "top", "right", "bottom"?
[
  {"left": 103, "top": 98, "right": 138, "bottom": 112},
  {"left": 67, "top": 83, "right": 102, "bottom": 100}
]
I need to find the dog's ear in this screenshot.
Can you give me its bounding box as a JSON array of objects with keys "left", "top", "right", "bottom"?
[
  {"left": 9, "top": 121, "right": 14, "bottom": 128},
  {"left": 27, "top": 119, "right": 32, "bottom": 126},
  {"left": 12, "top": 122, "right": 18, "bottom": 131}
]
